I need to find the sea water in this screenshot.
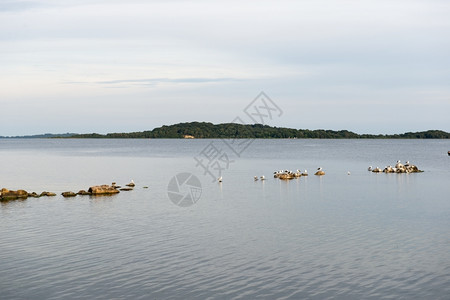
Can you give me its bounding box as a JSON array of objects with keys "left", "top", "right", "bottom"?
[{"left": 0, "top": 139, "right": 449, "bottom": 299}]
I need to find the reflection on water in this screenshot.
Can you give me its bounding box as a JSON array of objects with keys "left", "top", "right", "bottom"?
[{"left": 0, "top": 139, "right": 449, "bottom": 299}]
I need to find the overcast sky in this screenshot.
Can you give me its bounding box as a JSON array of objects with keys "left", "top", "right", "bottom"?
[{"left": 1, "top": 0, "right": 449, "bottom": 135}]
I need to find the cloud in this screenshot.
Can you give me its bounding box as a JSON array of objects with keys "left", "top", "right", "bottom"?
[{"left": 96, "top": 77, "right": 241, "bottom": 85}]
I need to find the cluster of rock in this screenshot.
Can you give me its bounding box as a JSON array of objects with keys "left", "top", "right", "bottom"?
[
  {"left": 1, "top": 188, "right": 56, "bottom": 201},
  {"left": 61, "top": 181, "right": 136, "bottom": 198},
  {"left": 1, "top": 181, "right": 139, "bottom": 201},
  {"left": 274, "top": 169, "right": 310, "bottom": 180},
  {"left": 369, "top": 161, "right": 423, "bottom": 174}
]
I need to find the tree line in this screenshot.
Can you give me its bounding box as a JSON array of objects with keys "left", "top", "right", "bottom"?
[{"left": 69, "top": 122, "right": 450, "bottom": 139}]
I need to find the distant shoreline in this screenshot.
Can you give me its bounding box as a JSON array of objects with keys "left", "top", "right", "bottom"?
[{"left": 1, "top": 122, "right": 449, "bottom": 139}]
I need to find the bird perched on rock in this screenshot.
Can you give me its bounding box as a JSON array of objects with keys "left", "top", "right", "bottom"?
[
  {"left": 315, "top": 167, "right": 325, "bottom": 176},
  {"left": 395, "top": 160, "right": 404, "bottom": 169},
  {"left": 372, "top": 167, "right": 382, "bottom": 173}
]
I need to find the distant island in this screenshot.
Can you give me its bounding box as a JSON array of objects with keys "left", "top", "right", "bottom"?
[
  {"left": 1, "top": 123, "right": 448, "bottom": 139},
  {"left": 0, "top": 133, "right": 77, "bottom": 139}
]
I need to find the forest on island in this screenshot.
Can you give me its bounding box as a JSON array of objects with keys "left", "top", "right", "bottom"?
[{"left": 68, "top": 122, "right": 450, "bottom": 139}]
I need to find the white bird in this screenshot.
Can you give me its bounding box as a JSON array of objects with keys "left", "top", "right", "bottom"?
[
  {"left": 368, "top": 166, "right": 373, "bottom": 171},
  {"left": 304, "top": 170, "right": 308, "bottom": 174},
  {"left": 218, "top": 176, "right": 223, "bottom": 182},
  {"left": 317, "top": 167, "right": 322, "bottom": 171},
  {"left": 405, "top": 161, "right": 410, "bottom": 167},
  {"left": 254, "top": 176, "right": 259, "bottom": 181},
  {"left": 260, "top": 176, "right": 266, "bottom": 180},
  {"left": 347, "top": 171, "right": 351, "bottom": 175}
]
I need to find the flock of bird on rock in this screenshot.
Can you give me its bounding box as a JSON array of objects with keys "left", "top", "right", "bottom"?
[
  {"left": 368, "top": 161, "right": 423, "bottom": 173},
  {"left": 273, "top": 168, "right": 318, "bottom": 180},
  {"left": 220, "top": 160, "right": 423, "bottom": 182},
  {"left": 252, "top": 168, "right": 325, "bottom": 181}
]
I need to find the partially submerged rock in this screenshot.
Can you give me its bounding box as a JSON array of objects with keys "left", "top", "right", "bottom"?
[
  {"left": 125, "top": 180, "right": 136, "bottom": 187},
  {"left": 62, "top": 191, "right": 77, "bottom": 197},
  {"left": 77, "top": 190, "right": 91, "bottom": 195},
  {"left": 119, "top": 187, "right": 133, "bottom": 191},
  {"left": 40, "top": 191, "right": 56, "bottom": 197},
  {"left": 1, "top": 188, "right": 29, "bottom": 201},
  {"left": 314, "top": 171, "right": 325, "bottom": 176},
  {"left": 88, "top": 185, "right": 120, "bottom": 195},
  {"left": 372, "top": 167, "right": 383, "bottom": 173},
  {"left": 279, "top": 173, "right": 295, "bottom": 180}
]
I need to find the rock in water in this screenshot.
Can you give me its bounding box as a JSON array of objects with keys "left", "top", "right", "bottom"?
[
  {"left": 314, "top": 171, "right": 325, "bottom": 176},
  {"left": 126, "top": 180, "right": 135, "bottom": 187},
  {"left": 40, "top": 191, "right": 56, "bottom": 197},
  {"left": 62, "top": 191, "right": 77, "bottom": 197},
  {"left": 88, "top": 185, "right": 120, "bottom": 195},
  {"left": 77, "top": 190, "right": 91, "bottom": 195},
  {"left": 279, "top": 173, "right": 294, "bottom": 180},
  {"left": 1, "top": 188, "right": 29, "bottom": 201}
]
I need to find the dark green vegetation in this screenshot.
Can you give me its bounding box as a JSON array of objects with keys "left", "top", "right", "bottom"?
[
  {"left": 0, "top": 133, "right": 76, "bottom": 139},
  {"left": 69, "top": 122, "right": 449, "bottom": 139}
]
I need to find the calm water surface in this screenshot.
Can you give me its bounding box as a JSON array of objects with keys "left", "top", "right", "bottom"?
[{"left": 0, "top": 139, "right": 449, "bottom": 299}]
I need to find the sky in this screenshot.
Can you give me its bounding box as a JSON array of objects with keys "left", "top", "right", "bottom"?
[{"left": 1, "top": 0, "right": 449, "bottom": 136}]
